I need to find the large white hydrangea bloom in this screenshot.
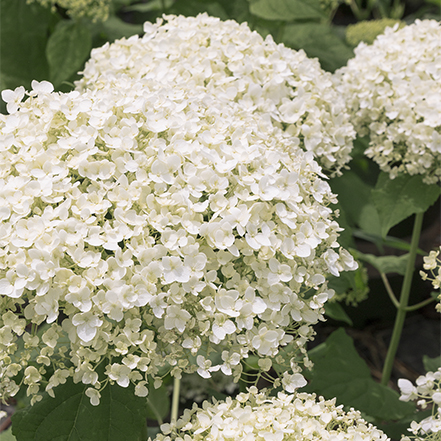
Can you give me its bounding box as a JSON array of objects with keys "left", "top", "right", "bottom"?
[
  {"left": 154, "top": 387, "right": 389, "bottom": 441},
  {"left": 335, "top": 20, "right": 441, "bottom": 184},
  {"left": 0, "top": 78, "right": 356, "bottom": 404},
  {"left": 399, "top": 368, "right": 441, "bottom": 441},
  {"left": 76, "top": 14, "right": 355, "bottom": 176}
]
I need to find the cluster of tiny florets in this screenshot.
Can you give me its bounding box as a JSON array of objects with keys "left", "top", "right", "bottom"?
[
  {"left": 27, "top": 0, "right": 110, "bottom": 22},
  {"left": 335, "top": 20, "right": 441, "bottom": 184},
  {"left": 0, "top": 73, "right": 356, "bottom": 405},
  {"left": 420, "top": 247, "right": 441, "bottom": 313},
  {"left": 399, "top": 369, "right": 441, "bottom": 441},
  {"left": 345, "top": 19, "right": 405, "bottom": 46},
  {"left": 153, "top": 387, "right": 390, "bottom": 441},
  {"left": 76, "top": 14, "right": 356, "bottom": 177}
]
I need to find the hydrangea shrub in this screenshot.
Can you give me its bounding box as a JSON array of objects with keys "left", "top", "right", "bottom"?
[
  {"left": 0, "top": 72, "right": 356, "bottom": 405},
  {"left": 335, "top": 20, "right": 441, "bottom": 184},
  {"left": 76, "top": 14, "right": 356, "bottom": 176}
]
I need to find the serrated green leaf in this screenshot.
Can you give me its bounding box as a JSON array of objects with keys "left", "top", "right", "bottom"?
[
  {"left": 46, "top": 21, "right": 92, "bottom": 88},
  {"left": 11, "top": 380, "right": 148, "bottom": 441},
  {"left": 372, "top": 172, "right": 441, "bottom": 238},
  {"left": 324, "top": 302, "right": 353, "bottom": 325},
  {"left": 282, "top": 23, "right": 353, "bottom": 72},
  {"left": 358, "top": 253, "right": 409, "bottom": 275},
  {"left": 423, "top": 355, "right": 441, "bottom": 372},
  {"left": 249, "top": 0, "right": 324, "bottom": 21},
  {"left": 0, "top": 0, "right": 51, "bottom": 90},
  {"left": 304, "top": 328, "right": 414, "bottom": 421}
]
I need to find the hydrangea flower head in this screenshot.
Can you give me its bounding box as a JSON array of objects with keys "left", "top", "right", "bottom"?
[
  {"left": 153, "top": 387, "right": 389, "bottom": 441},
  {"left": 76, "top": 14, "right": 356, "bottom": 177},
  {"left": 335, "top": 20, "right": 441, "bottom": 184},
  {"left": 0, "top": 52, "right": 356, "bottom": 404}
]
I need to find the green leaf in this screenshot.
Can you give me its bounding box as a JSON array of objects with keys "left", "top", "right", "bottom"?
[
  {"left": 100, "top": 16, "right": 143, "bottom": 41},
  {"left": 304, "top": 328, "right": 415, "bottom": 421},
  {"left": 330, "top": 171, "right": 373, "bottom": 228},
  {"left": 324, "top": 302, "right": 353, "bottom": 325},
  {"left": 282, "top": 23, "right": 354, "bottom": 72},
  {"left": 249, "top": 0, "right": 324, "bottom": 20},
  {"left": 12, "top": 379, "right": 148, "bottom": 441},
  {"left": 170, "top": 0, "right": 229, "bottom": 19},
  {"left": 1, "top": 427, "right": 17, "bottom": 441},
  {"left": 357, "top": 253, "right": 409, "bottom": 275},
  {"left": 0, "top": 0, "right": 51, "bottom": 90},
  {"left": 423, "top": 355, "right": 441, "bottom": 372},
  {"left": 371, "top": 172, "right": 441, "bottom": 238},
  {"left": 46, "top": 21, "right": 92, "bottom": 88},
  {"left": 125, "top": 0, "right": 174, "bottom": 12},
  {"left": 146, "top": 383, "right": 170, "bottom": 422}
]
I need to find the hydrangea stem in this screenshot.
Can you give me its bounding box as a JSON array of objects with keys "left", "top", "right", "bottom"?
[
  {"left": 171, "top": 376, "right": 181, "bottom": 424},
  {"left": 381, "top": 211, "right": 424, "bottom": 386}
]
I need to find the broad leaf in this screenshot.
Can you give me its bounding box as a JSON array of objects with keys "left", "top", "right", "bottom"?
[
  {"left": 371, "top": 172, "right": 441, "bottom": 238},
  {"left": 146, "top": 383, "right": 170, "bottom": 422},
  {"left": 282, "top": 23, "right": 353, "bottom": 72},
  {"left": 423, "top": 355, "right": 441, "bottom": 372},
  {"left": 46, "top": 21, "right": 92, "bottom": 88},
  {"left": 12, "top": 380, "right": 148, "bottom": 441},
  {"left": 330, "top": 171, "right": 373, "bottom": 228},
  {"left": 100, "top": 16, "right": 143, "bottom": 41},
  {"left": 1, "top": 427, "right": 17, "bottom": 441},
  {"left": 358, "top": 253, "right": 409, "bottom": 275},
  {"left": 304, "top": 328, "right": 414, "bottom": 421},
  {"left": 324, "top": 302, "right": 353, "bottom": 325},
  {"left": 0, "top": 0, "right": 51, "bottom": 90},
  {"left": 249, "top": 0, "right": 324, "bottom": 20}
]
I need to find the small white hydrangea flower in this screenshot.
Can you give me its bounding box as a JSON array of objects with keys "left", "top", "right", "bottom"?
[
  {"left": 152, "top": 387, "right": 389, "bottom": 441},
  {"left": 76, "top": 14, "right": 355, "bottom": 176},
  {"left": 335, "top": 20, "right": 441, "bottom": 184},
  {"left": 0, "top": 48, "right": 357, "bottom": 404},
  {"left": 420, "top": 247, "right": 441, "bottom": 312},
  {"left": 399, "top": 368, "right": 441, "bottom": 441}
]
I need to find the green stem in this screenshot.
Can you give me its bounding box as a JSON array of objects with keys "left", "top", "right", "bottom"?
[
  {"left": 380, "top": 272, "right": 400, "bottom": 309},
  {"left": 171, "top": 376, "right": 181, "bottom": 424},
  {"left": 381, "top": 212, "right": 424, "bottom": 386},
  {"left": 405, "top": 296, "right": 436, "bottom": 312}
]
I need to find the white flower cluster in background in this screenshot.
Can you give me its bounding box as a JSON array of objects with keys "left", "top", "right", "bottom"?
[
  {"left": 399, "top": 368, "right": 441, "bottom": 441},
  {"left": 76, "top": 14, "right": 356, "bottom": 176},
  {"left": 420, "top": 247, "right": 441, "bottom": 313},
  {"left": 154, "top": 386, "right": 390, "bottom": 441},
  {"left": 0, "top": 75, "right": 356, "bottom": 405},
  {"left": 335, "top": 19, "right": 441, "bottom": 184}
]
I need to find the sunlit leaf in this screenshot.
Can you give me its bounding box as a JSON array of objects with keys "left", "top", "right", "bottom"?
[{"left": 371, "top": 172, "right": 441, "bottom": 238}]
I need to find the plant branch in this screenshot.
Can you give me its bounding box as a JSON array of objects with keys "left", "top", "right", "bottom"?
[
  {"left": 381, "top": 212, "right": 424, "bottom": 386},
  {"left": 405, "top": 296, "right": 436, "bottom": 312},
  {"left": 380, "top": 272, "right": 400, "bottom": 309}
]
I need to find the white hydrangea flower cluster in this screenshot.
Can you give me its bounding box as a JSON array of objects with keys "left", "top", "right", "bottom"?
[
  {"left": 75, "top": 14, "right": 356, "bottom": 176},
  {"left": 420, "top": 247, "right": 441, "bottom": 312},
  {"left": 154, "top": 386, "right": 389, "bottom": 441},
  {"left": 398, "top": 368, "right": 441, "bottom": 441},
  {"left": 0, "top": 76, "right": 356, "bottom": 405},
  {"left": 335, "top": 20, "right": 441, "bottom": 184}
]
